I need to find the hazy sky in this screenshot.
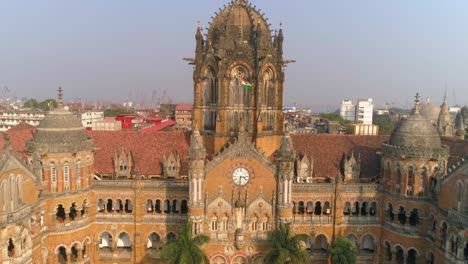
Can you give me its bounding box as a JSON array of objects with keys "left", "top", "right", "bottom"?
[{"left": 1, "top": 1, "right": 467, "bottom": 111}]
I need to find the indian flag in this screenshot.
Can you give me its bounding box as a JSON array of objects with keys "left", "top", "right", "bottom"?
[{"left": 241, "top": 78, "right": 252, "bottom": 89}]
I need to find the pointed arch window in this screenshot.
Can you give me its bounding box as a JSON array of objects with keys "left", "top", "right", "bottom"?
[
  {"left": 407, "top": 166, "right": 414, "bottom": 196},
  {"left": 50, "top": 163, "right": 57, "bottom": 184}
]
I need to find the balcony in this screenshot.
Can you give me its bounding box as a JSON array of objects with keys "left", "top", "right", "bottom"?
[
  {"left": 98, "top": 248, "right": 131, "bottom": 260},
  {"left": 55, "top": 216, "right": 90, "bottom": 232},
  {"left": 447, "top": 209, "right": 467, "bottom": 227},
  {"left": 96, "top": 213, "right": 134, "bottom": 222},
  {"left": 143, "top": 213, "right": 188, "bottom": 223}
]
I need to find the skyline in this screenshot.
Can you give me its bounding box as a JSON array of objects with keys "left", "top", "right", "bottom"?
[{"left": 1, "top": 0, "right": 468, "bottom": 111}]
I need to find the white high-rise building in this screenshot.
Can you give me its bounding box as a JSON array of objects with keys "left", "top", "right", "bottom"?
[
  {"left": 356, "top": 98, "right": 373, "bottom": 125},
  {"left": 340, "top": 100, "right": 355, "bottom": 121}
]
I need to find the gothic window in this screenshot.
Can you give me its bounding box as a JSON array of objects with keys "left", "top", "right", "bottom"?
[
  {"left": 407, "top": 166, "right": 414, "bottom": 196},
  {"left": 119, "top": 160, "right": 127, "bottom": 171},
  {"left": 298, "top": 201, "right": 305, "bottom": 214},
  {"left": 395, "top": 246, "right": 404, "bottom": 264},
  {"left": 146, "top": 200, "right": 154, "bottom": 213},
  {"left": 50, "top": 163, "right": 57, "bottom": 184},
  {"left": 125, "top": 199, "right": 132, "bottom": 213},
  {"left": 222, "top": 214, "right": 229, "bottom": 231},
  {"left": 387, "top": 203, "right": 394, "bottom": 221},
  {"left": 262, "top": 68, "right": 275, "bottom": 107},
  {"left": 58, "top": 246, "right": 67, "bottom": 263},
  {"left": 407, "top": 249, "right": 417, "bottom": 264},
  {"left": 115, "top": 199, "right": 123, "bottom": 212},
  {"left": 262, "top": 216, "right": 269, "bottom": 231},
  {"left": 229, "top": 67, "right": 249, "bottom": 106},
  {"left": 81, "top": 200, "right": 87, "bottom": 216},
  {"left": 398, "top": 206, "right": 406, "bottom": 225},
  {"left": 202, "top": 68, "right": 217, "bottom": 105},
  {"left": 306, "top": 202, "right": 314, "bottom": 214},
  {"left": 409, "top": 209, "right": 419, "bottom": 226},
  {"left": 56, "top": 204, "right": 66, "bottom": 222},
  {"left": 164, "top": 200, "right": 170, "bottom": 213},
  {"left": 420, "top": 167, "right": 428, "bottom": 197},
  {"left": 181, "top": 200, "right": 188, "bottom": 214},
  {"left": 147, "top": 233, "right": 161, "bottom": 249},
  {"left": 395, "top": 165, "right": 402, "bottom": 193},
  {"left": 69, "top": 203, "right": 77, "bottom": 220},
  {"left": 441, "top": 222, "right": 448, "bottom": 249},
  {"left": 76, "top": 160, "right": 81, "bottom": 181},
  {"left": 63, "top": 163, "right": 70, "bottom": 182},
  {"left": 251, "top": 216, "right": 258, "bottom": 231},
  {"left": 352, "top": 202, "right": 360, "bottom": 216},
  {"left": 370, "top": 202, "right": 377, "bottom": 216},
  {"left": 346, "top": 234, "right": 358, "bottom": 249},
  {"left": 457, "top": 182, "right": 463, "bottom": 212},
  {"left": 117, "top": 233, "right": 131, "bottom": 248},
  {"left": 360, "top": 202, "right": 368, "bottom": 216},
  {"left": 97, "top": 199, "right": 105, "bottom": 212},
  {"left": 7, "top": 238, "right": 15, "bottom": 257},
  {"left": 155, "top": 200, "right": 162, "bottom": 213},
  {"left": 361, "top": 235, "right": 375, "bottom": 253},
  {"left": 323, "top": 202, "right": 331, "bottom": 215},
  {"left": 314, "top": 201, "right": 322, "bottom": 215},
  {"left": 343, "top": 202, "right": 351, "bottom": 216},
  {"left": 166, "top": 232, "right": 176, "bottom": 243},
  {"left": 384, "top": 241, "right": 392, "bottom": 260},
  {"left": 172, "top": 200, "right": 178, "bottom": 213},
  {"left": 40, "top": 161, "right": 45, "bottom": 181},
  {"left": 106, "top": 199, "right": 113, "bottom": 213},
  {"left": 99, "top": 232, "right": 112, "bottom": 248},
  {"left": 313, "top": 235, "right": 328, "bottom": 252}
]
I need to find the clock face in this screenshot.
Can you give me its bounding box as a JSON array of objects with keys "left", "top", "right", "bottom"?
[{"left": 232, "top": 167, "right": 250, "bottom": 186}]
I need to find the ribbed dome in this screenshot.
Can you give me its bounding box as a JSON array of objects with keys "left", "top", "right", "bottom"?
[
  {"left": 34, "top": 108, "right": 89, "bottom": 144},
  {"left": 26, "top": 88, "right": 94, "bottom": 154},
  {"left": 389, "top": 113, "right": 441, "bottom": 149},
  {"left": 207, "top": 0, "right": 272, "bottom": 50}
]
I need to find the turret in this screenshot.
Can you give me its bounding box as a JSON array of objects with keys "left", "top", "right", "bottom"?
[
  {"left": 455, "top": 112, "right": 466, "bottom": 140},
  {"left": 436, "top": 94, "right": 453, "bottom": 136},
  {"left": 276, "top": 129, "right": 295, "bottom": 223}
]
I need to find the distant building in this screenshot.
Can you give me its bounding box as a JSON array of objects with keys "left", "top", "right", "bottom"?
[
  {"left": 356, "top": 98, "right": 373, "bottom": 124},
  {"left": 175, "top": 103, "right": 193, "bottom": 131},
  {"left": 0, "top": 109, "right": 45, "bottom": 131},
  {"left": 81, "top": 111, "right": 104, "bottom": 128},
  {"left": 340, "top": 98, "right": 374, "bottom": 125},
  {"left": 348, "top": 123, "right": 379, "bottom": 135},
  {"left": 340, "top": 100, "right": 355, "bottom": 121}
]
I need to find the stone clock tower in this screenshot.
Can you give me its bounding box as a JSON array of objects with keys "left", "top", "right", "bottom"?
[
  {"left": 191, "top": 0, "right": 286, "bottom": 157},
  {"left": 187, "top": 0, "right": 290, "bottom": 261}
]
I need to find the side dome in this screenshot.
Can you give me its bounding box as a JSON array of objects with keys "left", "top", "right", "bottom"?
[
  {"left": 26, "top": 88, "right": 94, "bottom": 153},
  {"left": 207, "top": 0, "right": 272, "bottom": 51},
  {"left": 383, "top": 94, "right": 449, "bottom": 159},
  {"left": 389, "top": 113, "right": 441, "bottom": 149}
]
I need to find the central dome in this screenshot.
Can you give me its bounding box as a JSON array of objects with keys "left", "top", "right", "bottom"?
[{"left": 207, "top": 0, "right": 273, "bottom": 51}]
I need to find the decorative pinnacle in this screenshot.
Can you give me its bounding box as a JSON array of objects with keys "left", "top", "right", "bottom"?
[
  {"left": 197, "top": 21, "right": 201, "bottom": 29},
  {"left": 58, "top": 86, "right": 63, "bottom": 101},
  {"left": 414, "top": 93, "right": 420, "bottom": 114}
]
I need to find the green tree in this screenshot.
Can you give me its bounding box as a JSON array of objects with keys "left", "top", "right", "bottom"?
[
  {"left": 160, "top": 221, "right": 209, "bottom": 264},
  {"left": 104, "top": 108, "right": 131, "bottom": 117},
  {"left": 38, "top": 99, "right": 57, "bottom": 111},
  {"left": 373, "top": 114, "right": 395, "bottom": 135},
  {"left": 329, "top": 237, "right": 357, "bottom": 264},
  {"left": 319, "top": 112, "right": 349, "bottom": 125},
  {"left": 23, "top": 99, "right": 39, "bottom": 109},
  {"left": 263, "top": 223, "right": 310, "bottom": 264}
]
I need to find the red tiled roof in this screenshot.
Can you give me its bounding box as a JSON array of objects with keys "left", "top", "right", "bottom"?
[
  {"left": 87, "top": 130, "right": 189, "bottom": 176},
  {"left": 291, "top": 134, "right": 389, "bottom": 178},
  {"left": 175, "top": 104, "right": 193, "bottom": 111},
  {"left": 441, "top": 137, "right": 468, "bottom": 168},
  {"left": 6, "top": 122, "right": 35, "bottom": 160},
  {"left": 141, "top": 120, "right": 176, "bottom": 133}
]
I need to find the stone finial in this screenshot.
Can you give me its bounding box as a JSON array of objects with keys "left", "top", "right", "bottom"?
[
  {"left": 57, "top": 86, "right": 64, "bottom": 108},
  {"left": 413, "top": 93, "right": 420, "bottom": 114}
]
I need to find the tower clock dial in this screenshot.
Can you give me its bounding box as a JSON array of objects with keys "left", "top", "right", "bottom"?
[{"left": 232, "top": 167, "right": 250, "bottom": 186}]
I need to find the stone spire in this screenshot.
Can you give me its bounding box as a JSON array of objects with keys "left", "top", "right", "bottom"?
[
  {"left": 189, "top": 125, "right": 206, "bottom": 160},
  {"left": 413, "top": 93, "right": 421, "bottom": 114},
  {"left": 436, "top": 93, "right": 453, "bottom": 137},
  {"left": 278, "top": 128, "right": 295, "bottom": 160},
  {"left": 455, "top": 112, "right": 466, "bottom": 140},
  {"left": 57, "top": 86, "right": 64, "bottom": 109}
]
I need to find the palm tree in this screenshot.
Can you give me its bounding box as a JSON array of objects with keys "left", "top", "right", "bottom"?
[
  {"left": 263, "top": 223, "right": 310, "bottom": 264},
  {"left": 160, "top": 221, "right": 209, "bottom": 264},
  {"left": 329, "top": 237, "right": 357, "bottom": 264}
]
